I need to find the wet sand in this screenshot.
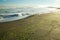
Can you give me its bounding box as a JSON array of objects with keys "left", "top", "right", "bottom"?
[{"left": 0, "top": 12, "right": 60, "bottom": 40}]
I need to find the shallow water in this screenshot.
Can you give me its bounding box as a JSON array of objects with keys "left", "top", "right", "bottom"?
[{"left": 0, "top": 8, "right": 56, "bottom": 22}]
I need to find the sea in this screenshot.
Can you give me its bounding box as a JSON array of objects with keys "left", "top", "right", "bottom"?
[{"left": 0, "top": 7, "right": 56, "bottom": 22}]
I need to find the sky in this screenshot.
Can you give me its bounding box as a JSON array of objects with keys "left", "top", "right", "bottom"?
[{"left": 0, "top": 0, "right": 60, "bottom": 7}]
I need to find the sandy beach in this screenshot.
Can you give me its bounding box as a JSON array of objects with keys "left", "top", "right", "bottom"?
[{"left": 0, "top": 11, "right": 60, "bottom": 40}]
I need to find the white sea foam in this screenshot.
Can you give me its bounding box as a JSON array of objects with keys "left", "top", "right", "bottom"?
[{"left": 0, "top": 7, "right": 56, "bottom": 22}]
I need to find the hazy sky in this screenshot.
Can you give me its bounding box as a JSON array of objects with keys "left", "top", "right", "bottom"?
[{"left": 0, "top": 0, "right": 60, "bottom": 7}]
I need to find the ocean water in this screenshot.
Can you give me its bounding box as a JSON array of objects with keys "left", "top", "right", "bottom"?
[{"left": 0, "top": 7, "right": 56, "bottom": 22}]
